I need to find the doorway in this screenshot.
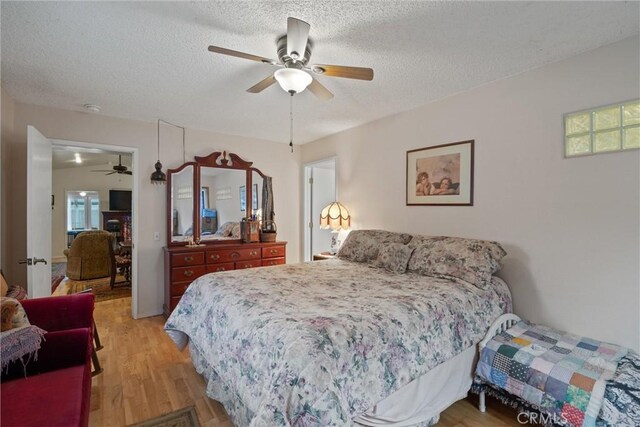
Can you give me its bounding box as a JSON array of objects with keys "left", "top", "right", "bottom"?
[
  {"left": 49, "top": 138, "right": 139, "bottom": 318},
  {"left": 303, "top": 158, "right": 336, "bottom": 261}
]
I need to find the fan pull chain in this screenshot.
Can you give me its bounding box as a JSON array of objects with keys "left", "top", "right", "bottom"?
[{"left": 289, "top": 92, "right": 294, "bottom": 153}]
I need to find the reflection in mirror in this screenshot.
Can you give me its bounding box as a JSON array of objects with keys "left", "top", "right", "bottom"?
[
  {"left": 199, "top": 167, "right": 246, "bottom": 242},
  {"left": 170, "top": 165, "right": 195, "bottom": 243},
  {"left": 252, "top": 171, "right": 263, "bottom": 220}
]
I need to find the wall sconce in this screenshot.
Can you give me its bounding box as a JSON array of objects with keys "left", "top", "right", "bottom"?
[
  {"left": 150, "top": 119, "right": 167, "bottom": 184},
  {"left": 151, "top": 119, "right": 186, "bottom": 184}
]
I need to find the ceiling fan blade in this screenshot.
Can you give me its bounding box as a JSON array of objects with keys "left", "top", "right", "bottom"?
[
  {"left": 92, "top": 170, "right": 113, "bottom": 172},
  {"left": 246, "top": 75, "right": 277, "bottom": 93},
  {"left": 106, "top": 171, "right": 117, "bottom": 175},
  {"left": 311, "top": 64, "right": 374, "bottom": 81},
  {"left": 208, "top": 45, "right": 278, "bottom": 65},
  {"left": 123, "top": 171, "right": 133, "bottom": 175},
  {"left": 287, "top": 17, "right": 310, "bottom": 61},
  {"left": 307, "top": 78, "right": 334, "bottom": 101}
]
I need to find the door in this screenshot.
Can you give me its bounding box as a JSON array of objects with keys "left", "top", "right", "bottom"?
[
  {"left": 303, "top": 159, "right": 336, "bottom": 261},
  {"left": 26, "top": 126, "right": 52, "bottom": 297}
]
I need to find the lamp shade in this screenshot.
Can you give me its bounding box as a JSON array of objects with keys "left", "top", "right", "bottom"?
[
  {"left": 320, "top": 202, "right": 351, "bottom": 230},
  {"left": 274, "top": 68, "right": 313, "bottom": 94}
]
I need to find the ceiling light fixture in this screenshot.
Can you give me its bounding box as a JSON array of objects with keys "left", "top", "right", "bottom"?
[
  {"left": 274, "top": 68, "right": 312, "bottom": 94},
  {"left": 74, "top": 153, "right": 82, "bottom": 164},
  {"left": 273, "top": 68, "right": 311, "bottom": 153}
]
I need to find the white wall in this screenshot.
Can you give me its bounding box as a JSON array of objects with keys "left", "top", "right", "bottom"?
[
  {"left": 1, "top": 87, "right": 16, "bottom": 276},
  {"left": 4, "top": 104, "right": 301, "bottom": 317},
  {"left": 301, "top": 36, "right": 640, "bottom": 351},
  {"left": 52, "top": 162, "right": 132, "bottom": 260}
]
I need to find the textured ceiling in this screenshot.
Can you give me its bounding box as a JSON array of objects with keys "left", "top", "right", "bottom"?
[
  {"left": 52, "top": 145, "right": 131, "bottom": 170},
  {"left": 2, "top": 2, "right": 638, "bottom": 145}
]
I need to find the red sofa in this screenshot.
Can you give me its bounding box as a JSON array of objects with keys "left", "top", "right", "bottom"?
[{"left": 1, "top": 293, "right": 94, "bottom": 427}]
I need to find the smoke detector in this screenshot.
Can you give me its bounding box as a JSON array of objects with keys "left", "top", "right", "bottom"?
[{"left": 83, "top": 104, "right": 101, "bottom": 113}]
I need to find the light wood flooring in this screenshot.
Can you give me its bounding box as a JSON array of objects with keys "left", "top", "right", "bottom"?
[{"left": 91, "top": 297, "right": 521, "bottom": 426}]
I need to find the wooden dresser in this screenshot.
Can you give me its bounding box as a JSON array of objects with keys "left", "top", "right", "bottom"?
[{"left": 163, "top": 241, "right": 286, "bottom": 316}]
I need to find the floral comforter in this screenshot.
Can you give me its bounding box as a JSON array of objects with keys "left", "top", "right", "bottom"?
[{"left": 165, "top": 259, "right": 512, "bottom": 426}]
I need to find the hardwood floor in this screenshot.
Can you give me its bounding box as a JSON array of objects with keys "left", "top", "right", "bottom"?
[{"left": 91, "top": 297, "right": 520, "bottom": 426}]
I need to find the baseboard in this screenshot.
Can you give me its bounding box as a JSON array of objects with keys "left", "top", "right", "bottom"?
[{"left": 52, "top": 256, "right": 67, "bottom": 263}]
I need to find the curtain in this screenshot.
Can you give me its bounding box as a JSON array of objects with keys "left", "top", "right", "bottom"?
[{"left": 261, "top": 176, "right": 275, "bottom": 230}]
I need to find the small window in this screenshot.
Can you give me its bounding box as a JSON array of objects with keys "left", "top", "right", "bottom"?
[
  {"left": 67, "top": 191, "right": 100, "bottom": 231},
  {"left": 564, "top": 100, "right": 640, "bottom": 157}
]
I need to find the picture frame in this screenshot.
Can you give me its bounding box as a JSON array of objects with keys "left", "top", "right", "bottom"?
[
  {"left": 240, "top": 184, "right": 259, "bottom": 211},
  {"left": 406, "top": 140, "right": 474, "bottom": 206}
]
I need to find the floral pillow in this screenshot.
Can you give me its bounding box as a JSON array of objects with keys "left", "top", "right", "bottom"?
[
  {"left": 406, "top": 236, "right": 507, "bottom": 288},
  {"left": 373, "top": 243, "right": 415, "bottom": 273},
  {"left": 337, "top": 230, "right": 413, "bottom": 263},
  {"left": 1, "top": 297, "right": 30, "bottom": 332}
]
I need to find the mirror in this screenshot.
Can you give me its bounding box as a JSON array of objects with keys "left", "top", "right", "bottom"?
[
  {"left": 167, "top": 162, "right": 197, "bottom": 245},
  {"left": 166, "top": 151, "right": 267, "bottom": 246},
  {"left": 199, "top": 167, "right": 247, "bottom": 242}
]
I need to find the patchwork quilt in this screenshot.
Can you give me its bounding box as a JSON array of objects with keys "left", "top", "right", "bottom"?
[{"left": 476, "top": 321, "right": 628, "bottom": 427}]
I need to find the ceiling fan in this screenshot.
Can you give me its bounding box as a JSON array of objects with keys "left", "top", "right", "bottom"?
[
  {"left": 208, "top": 17, "right": 374, "bottom": 100},
  {"left": 92, "top": 155, "right": 132, "bottom": 176}
]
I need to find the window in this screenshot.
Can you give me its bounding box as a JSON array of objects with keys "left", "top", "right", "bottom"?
[
  {"left": 564, "top": 100, "right": 640, "bottom": 157},
  {"left": 67, "top": 191, "right": 100, "bottom": 231}
]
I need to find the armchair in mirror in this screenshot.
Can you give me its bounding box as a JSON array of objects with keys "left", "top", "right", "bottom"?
[{"left": 166, "top": 162, "right": 197, "bottom": 246}]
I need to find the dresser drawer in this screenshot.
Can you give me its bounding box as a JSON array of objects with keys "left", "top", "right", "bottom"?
[
  {"left": 235, "top": 260, "right": 262, "bottom": 270},
  {"left": 262, "top": 246, "right": 286, "bottom": 259},
  {"left": 169, "top": 296, "right": 182, "bottom": 312},
  {"left": 171, "top": 251, "right": 205, "bottom": 267},
  {"left": 206, "top": 262, "right": 235, "bottom": 273},
  {"left": 170, "top": 281, "right": 191, "bottom": 297},
  {"left": 170, "top": 265, "right": 206, "bottom": 283},
  {"left": 261, "top": 257, "right": 285, "bottom": 267},
  {"left": 207, "top": 248, "right": 261, "bottom": 263}
]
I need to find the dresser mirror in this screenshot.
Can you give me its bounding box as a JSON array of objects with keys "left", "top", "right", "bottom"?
[
  {"left": 167, "top": 151, "right": 265, "bottom": 246},
  {"left": 167, "top": 162, "right": 197, "bottom": 245},
  {"left": 199, "top": 167, "right": 246, "bottom": 243}
]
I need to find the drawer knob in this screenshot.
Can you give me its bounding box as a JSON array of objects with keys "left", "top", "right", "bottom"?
[
  {"left": 184, "top": 270, "right": 194, "bottom": 277},
  {"left": 231, "top": 252, "right": 240, "bottom": 259},
  {"left": 250, "top": 251, "right": 258, "bottom": 256},
  {"left": 270, "top": 249, "right": 277, "bottom": 254},
  {"left": 210, "top": 254, "right": 220, "bottom": 260},
  {"left": 216, "top": 267, "right": 225, "bottom": 272},
  {"left": 244, "top": 264, "right": 251, "bottom": 268},
  {"left": 184, "top": 256, "right": 194, "bottom": 262}
]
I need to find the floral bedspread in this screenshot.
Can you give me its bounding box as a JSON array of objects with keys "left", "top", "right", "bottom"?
[{"left": 165, "top": 259, "right": 511, "bottom": 426}]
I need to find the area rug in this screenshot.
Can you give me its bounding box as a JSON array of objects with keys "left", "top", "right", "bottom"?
[
  {"left": 53, "top": 275, "right": 131, "bottom": 303},
  {"left": 127, "top": 406, "right": 200, "bottom": 427}
]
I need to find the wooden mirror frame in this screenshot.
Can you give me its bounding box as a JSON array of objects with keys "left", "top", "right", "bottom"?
[
  {"left": 166, "top": 151, "right": 265, "bottom": 246},
  {"left": 166, "top": 162, "right": 198, "bottom": 247}
]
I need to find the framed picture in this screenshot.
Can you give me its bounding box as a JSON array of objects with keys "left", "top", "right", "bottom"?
[
  {"left": 406, "top": 140, "right": 474, "bottom": 206},
  {"left": 240, "top": 184, "right": 259, "bottom": 211}
]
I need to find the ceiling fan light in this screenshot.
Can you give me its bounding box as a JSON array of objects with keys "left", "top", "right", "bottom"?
[{"left": 274, "top": 68, "right": 312, "bottom": 94}]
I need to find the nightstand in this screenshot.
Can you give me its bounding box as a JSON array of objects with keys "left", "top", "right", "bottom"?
[{"left": 313, "top": 253, "right": 336, "bottom": 261}]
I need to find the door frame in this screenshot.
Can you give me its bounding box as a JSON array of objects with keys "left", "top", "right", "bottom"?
[
  {"left": 302, "top": 157, "right": 337, "bottom": 262},
  {"left": 51, "top": 138, "right": 140, "bottom": 319}
]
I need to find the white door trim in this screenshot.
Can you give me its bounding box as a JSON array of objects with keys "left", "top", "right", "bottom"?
[
  {"left": 51, "top": 138, "right": 140, "bottom": 319},
  {"left": 302, "top": 156, "right": 337, "bottom": 261}
]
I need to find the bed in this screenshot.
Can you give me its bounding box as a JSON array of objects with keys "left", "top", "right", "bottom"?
[{"left": 165, "top": 230, "right": 512, "bottom": 426}]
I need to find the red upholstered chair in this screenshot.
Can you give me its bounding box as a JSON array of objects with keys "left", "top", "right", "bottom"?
[{"left": 1, "top": 293, "right": 94, "bottom": 427}]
